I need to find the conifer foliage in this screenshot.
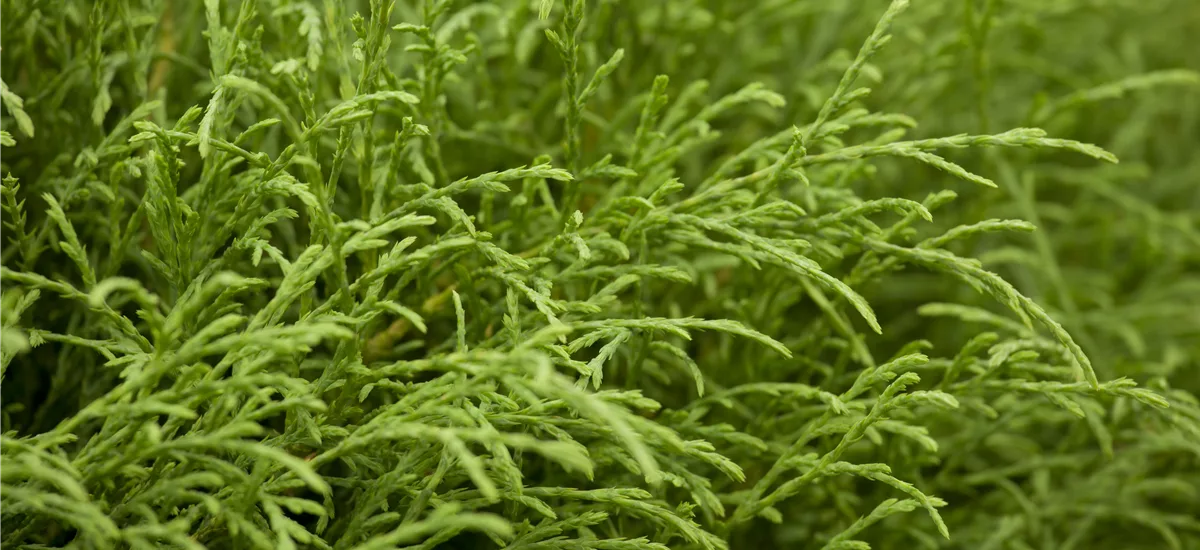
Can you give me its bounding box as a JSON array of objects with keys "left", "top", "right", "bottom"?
[{"left": 2, "top": 0, "right": 1198, "bottom": 548}]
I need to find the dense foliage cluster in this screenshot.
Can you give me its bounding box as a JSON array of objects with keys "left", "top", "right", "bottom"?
[{"left": 2, "top": 0, "right": 1198, "bottom": 548}]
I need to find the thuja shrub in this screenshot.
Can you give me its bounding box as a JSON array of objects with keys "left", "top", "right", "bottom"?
[{"left": 2, "top": 0, "right": 1199, "bottom": 548}]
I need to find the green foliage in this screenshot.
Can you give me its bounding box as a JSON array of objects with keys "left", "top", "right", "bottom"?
[{"left": 2, "top": 0, "right": 1198, "bottom": 549}]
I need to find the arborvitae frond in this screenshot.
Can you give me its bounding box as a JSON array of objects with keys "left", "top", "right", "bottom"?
[{"left": 2, "top": 0, "right": 1197, "bottom": 549}]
